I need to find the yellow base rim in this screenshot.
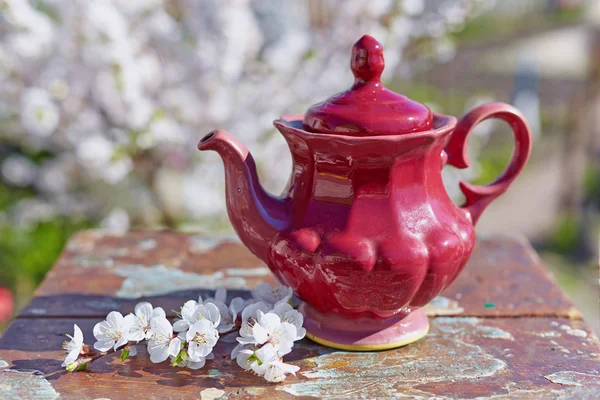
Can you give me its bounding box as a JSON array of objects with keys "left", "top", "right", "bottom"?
[{"left": 305, "top": 323, "right": 430, "bottom": 351}]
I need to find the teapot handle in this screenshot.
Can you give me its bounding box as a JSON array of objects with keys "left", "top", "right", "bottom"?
[{"left": 444, "top": 102, "right": 532, "bottom": 225}]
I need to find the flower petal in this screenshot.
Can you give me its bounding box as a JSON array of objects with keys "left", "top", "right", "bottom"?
[
  {"left": 215, "top": 287, "right": 226, "bottom": 303},
  {"left": 204, "top": 302, "right": 221, "bottom": 327},
  {"left": 296, "top": 327, "right": 307, "bottom": 341},
  {"left": 168, "top": 337, "right": 181, "bottom": 358},
  {"left": 62, "top": 348, "right": 80, "bottom": 367},
  {"left": 255, "top": 343, "right": 278, "bottom": 364},
  {"left": 114, "top": 336, "right": 128, "bottom": 351},
  {"left": 129, "top": 345, "right": 138, "bottom": 357},
  {"left": 121, "top": 314, "right": 136, "bottom": 334},
  {"left": 134, "top": 302, "right": 153, "bottom": 320},
  {"left": 127, "top": 329, "right": 146, "bottom": 342},
  {"left": 73, "top": 324, "right": 83, "bottom": 345},
  {"left": 230, "top": 343, "right": 247, "bottom": 359},
  {"left": 106, "top": 311, "right": 124, "bottom": 327},
  {"left": 93, "top": 321, "right": 109, "bottom": 340},
  {"left": 181, "top": 300, "right": 197, "bottom": 320},
  {"left": 252, "top": 322, "right": 270, "bottom": 345},
  {"left": 236, "top": 336, "right": 257, "bottom": 345},
  {"left": 186, "top": 358, "right": 206, "bottom": 370},
  {"left": 259, "top": 312, "right": 281, "bottom": 333},
  {"left": 272, "top": 302, "right": 293, "bottom": 317},
  {"left": 172, "top": 319, "right": 189, "bottom": 332},
  {"left": 272, "top": 360, "right": 300, "bottom": 374},
  {"left": 152, "top": 307, "right": 166, "bottom": 319},
  {"left": 94, "top": 340, "right": 114, "bottom": 352},
  {"left": 229, "top": 297, "right": 245, "bottom": 316},
  {"left": 149, "top": 345, "right": 169, "bottom": 363},
  {"left": 150, "top": 316, "right": 173, "bottom": 336},
  {"left": 236, "top": 349, "right": 255, "bottom": 370}
]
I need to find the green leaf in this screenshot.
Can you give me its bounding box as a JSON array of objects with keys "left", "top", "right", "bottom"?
[
  {"left": 120, "top": 348, "right": 130, "bottom": 361},
  {"left": 247, "top": 353, "right": 261, "bottom": 365},
  {"left": 75, "top": 362, "right": 90, "bottom": 371},
  {"left": 66, "top": 362, "right": 77, "bottom": 372},
  {"left": 67, "top": 361, "right": 89, "bottom": 372},
  {"left": 171, "top": 348, "right": 189, "bottom": 367}
]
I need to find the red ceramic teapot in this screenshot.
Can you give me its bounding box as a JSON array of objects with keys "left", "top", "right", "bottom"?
[{"left": 198, "top": 35, "right": 532, "bottom": 350}]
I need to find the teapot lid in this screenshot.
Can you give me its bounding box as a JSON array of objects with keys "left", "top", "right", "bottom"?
[{"left": 303, "top": 35, "right": 432, "bottom": 136}]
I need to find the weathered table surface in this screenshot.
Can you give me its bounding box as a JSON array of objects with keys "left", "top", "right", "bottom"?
[{"left": 0, "top": 231, "right": 598, "bottom": 399}]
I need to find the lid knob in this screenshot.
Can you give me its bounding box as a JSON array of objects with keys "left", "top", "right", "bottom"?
[
  {"left": 351, "top": 35, "right": 384, "bottom": 84},
  {"left": 303, "top": 35, "right": 433, "bottom": 136}
]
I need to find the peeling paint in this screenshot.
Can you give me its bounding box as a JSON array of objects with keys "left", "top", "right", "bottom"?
[
  {"left": 138, "top": 239, "right": 157, "bottom": 250},
  {"left": 550, "top": 340, "right": 572, "bottom": 354},
  {"left": 86, "top": 298, "right": 121, "bottom": 310},
  {"left": 208, "top": 369, "right": 233, "bottom": 379},
  {"left": 72, "top": 255, "right": 115, "bottom": 268},
  {"left": 423, "top": 296, "right": 464, "bottom": 316},
  {"left": 281, "top": 338, "right": 506, "bottom": 398},
  {"left": 190, "top": 234, "right": 239, "bottom": 253},
  {"left": 434, "top": 317, "right": 514, "bottom": 340},
  {"left": 472, "top": 384, "right": 597, "bottom": 400},
  {"left": 225, "top": 267, "right": 270, "bottom": 277},
  {"left": 544, "top": 371, "right": 600, "bottom": 387},
  {"left": 557, "top": 324, "right": 588, "bottom": 338},
  {"left": 0, "top": 369, "right": 59, "bottom": 399},
  {"left": 114, "top": 264, "right": 247, "bottom": 298},
  {"left": 200, "top": 387, "right": 225, "bottom": 400},
  {"left": 538, "top": 331, "right": 561, "bottom": 338},
  {"left": 566, "top": 329, "right": 588, "bottom": 338},
  {"left": 245, "top": 387, "right": 267, "bottom": 396}
]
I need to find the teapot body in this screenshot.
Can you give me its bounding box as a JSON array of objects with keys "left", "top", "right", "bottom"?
[
  {"left": 198, "top": 34, "right": 532, "bottom": 349},
  {"left": 267, "top": 114, "right": 474, "bottom": 319}
]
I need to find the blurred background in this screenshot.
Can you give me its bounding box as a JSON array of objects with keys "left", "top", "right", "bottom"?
[{"left": 0, "top": 0, "right": 598, "bottom": 333}]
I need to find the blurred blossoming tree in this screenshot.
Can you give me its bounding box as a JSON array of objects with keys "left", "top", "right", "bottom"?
[{"left": 0, "top": 0, "right": 487, "bottom": 235}]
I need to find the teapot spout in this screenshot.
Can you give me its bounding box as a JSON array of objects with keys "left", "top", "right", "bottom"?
[{"left": 198, "top": 130, "right": 289, "bottom": 260}]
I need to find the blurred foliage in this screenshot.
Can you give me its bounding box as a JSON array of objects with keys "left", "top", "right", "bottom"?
[
  {"left": 546, "top": 214, "right": 580, "bottom": 254},
  {"left": 471, "top": 145, "right": 512, "bottom": 186},
  {"left": 0, "top": 181, "right": 93, "bottom": 310},
  {"left": 450, "top": 5, "right": 584, "bottom": 44},
  {"left": 583, "top": 164, "right": 600, "bottom": 200}
]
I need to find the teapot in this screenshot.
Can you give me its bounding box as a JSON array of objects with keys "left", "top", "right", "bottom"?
[{"left": 198, "top": 35, "right": 531, "bottom": 350}]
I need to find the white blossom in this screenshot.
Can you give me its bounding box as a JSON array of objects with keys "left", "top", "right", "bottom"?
[
  {"left": 238, "top": 301, "right": 270, "bottom": 338},
  {"left": 147, "top": 316, "right": 180, "bottom": 363},
  {"left": 237, "top": 311, "right": 296, "bottom": 356},
  {"left": 0, "top": 0, "right": 480, "bottom": 229},
  {"left": 236, "top": 343, "right": 299, "bottom": 382},
  {"left": 62, "top": 324, "right": 84, "bottom": 367},
  {"left": 252, "top": 283, "right": 293, "bottom": 306},
  {"left": 170, "top": 352, "right": 213, "bottom": 370},
  {"left": 263, "top": 359, "right": 301, "bottom": 383},
  {"left": 206, "top": 288, "right": 246, "bottom": 333},
  {"left": 93, "top": 311, "right": 134, "bottom": 352},
  {"left": 20, "top": 88, "right": 60, "bottom": 137},
  {"left": 173, "top": 301, "right": 221, "bottom": 337},
  {"left": 65, "top": 281, "right": 307, "bottom": 379},
  {"left": 125, "top": 302, "right": 166, "bottom": 341},
  {"left": 271, "top": 302, "right": 306, "bottom": 341},
  {"left": 186, "top": 320, "right": 219, "bottom": 362},
  {"left": 1, "top": 155, "right": 37, "bottom": 187}
]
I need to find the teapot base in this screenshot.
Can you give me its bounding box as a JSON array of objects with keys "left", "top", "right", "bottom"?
[{"left": 299, "top": 304, "right": 429, "bottom": 351}]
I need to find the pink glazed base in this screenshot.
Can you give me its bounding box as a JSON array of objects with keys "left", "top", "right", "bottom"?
[{"left": 299, "top": 303, "right": 429, "bottom": 351}]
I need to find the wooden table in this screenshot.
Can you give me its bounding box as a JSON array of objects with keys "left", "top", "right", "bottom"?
[{"left": 0, "top": 231, "right": 598, "bottom": 399}]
